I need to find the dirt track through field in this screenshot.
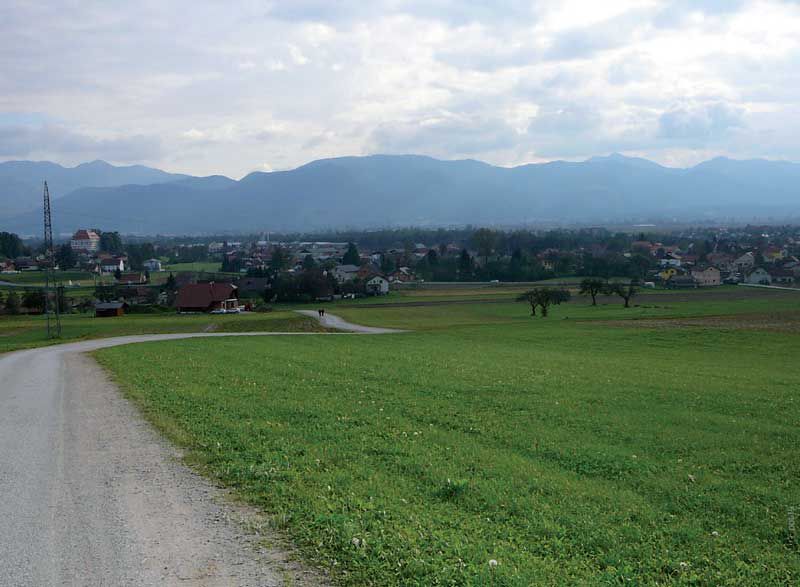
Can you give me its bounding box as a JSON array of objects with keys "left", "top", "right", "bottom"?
[{"left": 0, "top": 314, "right": 397, "bottom": 586}]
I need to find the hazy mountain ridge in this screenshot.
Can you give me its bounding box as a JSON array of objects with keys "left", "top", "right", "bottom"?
[
  {"left": 0, "top": 159, "right": 190, "bottom": 219},
  {"left": 2, "top": 154, "right": 799, "bottom": 235}
]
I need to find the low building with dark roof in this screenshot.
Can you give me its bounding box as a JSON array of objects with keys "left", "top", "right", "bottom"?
[{"left": 95, "top": 301, "right": 128, "bottom": 318}]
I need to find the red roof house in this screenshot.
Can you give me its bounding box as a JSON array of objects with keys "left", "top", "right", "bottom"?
[{"left": 176, "top": 282, "right": 238, "bottom": 313}]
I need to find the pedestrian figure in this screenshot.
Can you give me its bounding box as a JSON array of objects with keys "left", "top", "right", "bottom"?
[
  {"left": 321, "top": 308, "right": 325, "bottom": 317},
  {"left": 318, "top": 308, "right": 323, "bottom": 318}
]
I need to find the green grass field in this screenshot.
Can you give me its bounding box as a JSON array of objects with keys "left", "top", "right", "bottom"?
[
  {"left": 162, "top": 261, "right": 224, "bottom": 273},
  {"left": 93, "top": 290, "right": 800, "bottom": 585},
  {"left": 0, "top": 311, "right": 326, "bottom": 354}
]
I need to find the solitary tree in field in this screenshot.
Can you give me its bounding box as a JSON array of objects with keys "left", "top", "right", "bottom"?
[
  {"left": 579, "top": 278, "right": 606, "bottom": 306},
  {"left": 517, "top": 287, "right": 571, "bottom": 318},
  {"left": 605, "top": 281, "right": 639, "bottom": 308}
]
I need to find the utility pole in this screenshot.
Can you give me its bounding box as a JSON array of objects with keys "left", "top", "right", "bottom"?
[{"left": 43, "top": 181, "right": 61, "bottom": 338}]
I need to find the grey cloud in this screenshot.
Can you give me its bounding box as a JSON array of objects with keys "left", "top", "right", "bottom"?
[
  {"left": 266, "top": 0, "right": 542, "bottom": 25},
  {"left": 368, "top": 116, "right": 519, "bottom": 156},
  {"left": 0, "top": 123, "right": 161, "bottom": 162},
  {"left": 658, "top": 102, "right": 746, "bottom": 141}
]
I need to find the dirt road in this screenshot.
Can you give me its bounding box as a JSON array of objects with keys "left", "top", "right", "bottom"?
[{"left": 1, "top": 330, "right": 386, "bottom": 586}]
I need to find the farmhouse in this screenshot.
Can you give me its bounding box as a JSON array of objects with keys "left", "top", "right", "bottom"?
[
  {"left": 70, "top": 229, "right": 101, "bottom": 253},
  {"left": 117, "top": 272, "right": 147, "bottom": 285},
  {"left": 143, "top": 258, "right": 163, "bottom": 272},
  {"left": 744, "top": 267, "right": 771, "bottom": 285},
  {"left": 176, "top": 282, "right": 239, "bottom": 313},
  {"left": 333, "top": 264, "right": 360, "bottom": 283},
  {"left": 690, "top": 266, "right": 721, "bottom": 286},
  {"left": 366, "top": 275, "right": 389, "bottom": 295}
]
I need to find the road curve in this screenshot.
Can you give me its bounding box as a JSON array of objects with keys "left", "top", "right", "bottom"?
[
  {"left": 296, "top": 309, "right": 406, "bottom": 333},
  {"left": 0, "top": 315, "right": 399, "bottom": 587}
]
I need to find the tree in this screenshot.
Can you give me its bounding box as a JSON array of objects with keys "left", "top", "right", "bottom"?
[
  {"left": 99, "top": 231, "right": 123, "bottom": 254},
  {"left": 164, "top": 273, "right": 177, "bottom": 292},
  {"left": 472, "top": 228, "right": 496, "bottom": 264},
  {"left": 517, "top": 288, "right": 571, "bottom": 318},
  {"left": 114, "top": 267, "right": 122, "bottom": 281},
  {"left": 5, "top": 290, "right": 21, "bottom": 315},
  {"left": 605, "top": 281, "right": 639, "bottom": 308},
  {"left": 94, "top": 284, "right": 117, "bottom": 302},
  {"left": 270, "top": 246, "right": 290, "bottom": 272},
  {"left": 579, "top": 278, "right": 606, "bottom": 306},
  {"left": 380, "top": 254, "right": 395, "bottom": 274},
  {"left": 457, "top": 249, "right": 474, "bottom": 280},
  {"left": 22, "top": 289, "right": 46, "bottom": 313},
  {"left": 0, "top": 290, "right": 5, "bottom": 312},
  {"left": 55, "top": 243, "right": 77, "bottom": 269},
  {"left": 342, "top": 242, "right": 360, "bottom": 266},
  {"left": 302, "top": 254, "right": 317, "bottom": 270},
  {"left": 0, "top": 232, "right": 27, "bottom": 258}
]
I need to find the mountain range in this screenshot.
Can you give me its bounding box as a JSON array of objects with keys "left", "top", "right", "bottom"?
[{"left": 1, "top": 154, "right": 798, "bottom": 235}]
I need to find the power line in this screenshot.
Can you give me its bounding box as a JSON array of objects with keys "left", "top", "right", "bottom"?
[{"left": 43, "top": 181, "right": 61, "bottom": 338}]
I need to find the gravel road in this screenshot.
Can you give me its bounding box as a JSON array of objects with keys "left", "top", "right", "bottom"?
[
  {"left": 0, "top": 331, "right": 359, "bottom": 586},
  {"left": 296, "top": 310, "right": 406, "bottom": 333}
]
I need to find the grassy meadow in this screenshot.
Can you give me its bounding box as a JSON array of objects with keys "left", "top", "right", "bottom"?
[
  {"left": 93, "top": 289, "right": 800, "bottom": 585},
  {"left": 0, "top": 311, "right": 326, "bottom": 354}
]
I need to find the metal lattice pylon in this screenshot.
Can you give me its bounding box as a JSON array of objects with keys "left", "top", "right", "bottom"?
[{"left": 43, "top": 181, "right": 61, "bottom": 338}]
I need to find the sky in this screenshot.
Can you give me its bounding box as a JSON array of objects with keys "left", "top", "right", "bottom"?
[{"left": 1, "top": 0, "right": 800, "bottom": 178}]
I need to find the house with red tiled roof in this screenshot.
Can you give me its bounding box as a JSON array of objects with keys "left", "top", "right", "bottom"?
[
  {"left": 176, "top": 282, "right": 239, "bottom": 313},
  {"left": 70, "top": 229, "right": 100, "bottom": 252}
]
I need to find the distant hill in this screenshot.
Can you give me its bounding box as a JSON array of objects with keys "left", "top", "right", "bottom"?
[
  {"left": 0, "top": 160, "right": 189, "bottom": 220},
  {"left": 2, "top": 154, "right": 799, "bottom": 235}
]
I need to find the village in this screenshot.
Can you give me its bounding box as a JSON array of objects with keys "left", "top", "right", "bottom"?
[{"left": 1, "top": 224, "right": 799, "bottom": 316}]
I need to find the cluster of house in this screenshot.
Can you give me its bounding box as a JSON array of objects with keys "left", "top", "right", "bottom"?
[
  {"left": 637, "top": 241, "right": 800, "bottom": 287},
  {"left": 69, "top": 230, "right": 164, "bottom": 275}
]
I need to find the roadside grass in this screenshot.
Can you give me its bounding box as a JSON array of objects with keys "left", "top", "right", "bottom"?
[
  {"left": 94, "top": 300, "right": 800, "bottom": 586},
  {"left": 163, "top": 261, "right": 224, "bottom": 273},
  {"left": 0, "top": 311, "right": 325, "bottom": 354}
]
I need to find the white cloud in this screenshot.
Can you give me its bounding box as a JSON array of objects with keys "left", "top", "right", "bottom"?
[{"left": 1, "top": 0, "right": 800, "bottom": 176}]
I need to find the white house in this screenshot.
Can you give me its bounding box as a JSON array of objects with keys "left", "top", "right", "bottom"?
[
  {"left": 366, "top": 275, "right": 389, "bottom": 295},
  {"left": 690, "top": 266, "right": 721, "bottom": 286},
  {"left": 333, "top": 264, "right": 360, "bottom": 283},
  {"left": 744, "top": 267, "right": 771, "bottom": 285},
  {"left": 144, "top": 258, "right": 163, "bottom": 272},
  {"left": 733, "top": 252, "right": 755, "bottom": 272},
  {"left": 100, "top": 257, "right": 125, "bottom": 274}
]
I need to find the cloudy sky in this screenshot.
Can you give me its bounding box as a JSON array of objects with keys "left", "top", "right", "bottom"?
[{"left": 1, "top": 0, "right": 800, "bottom": 178}]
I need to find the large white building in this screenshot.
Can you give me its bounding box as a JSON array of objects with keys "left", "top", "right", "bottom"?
[{"left": 70, "top": 229, "right": 101, "bottom": 252}]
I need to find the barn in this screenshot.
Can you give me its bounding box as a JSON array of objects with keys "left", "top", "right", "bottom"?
[{"left": 95, "top": 301, "right": 128, "bottom": 318}]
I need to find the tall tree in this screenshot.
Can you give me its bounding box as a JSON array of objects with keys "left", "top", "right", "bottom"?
[
  {"left": 0, "top": 232, "right": 27, "bottom": 258},
  {"left": 457, "top": 249, "right": 473, "bottom": 280},
  {"left": 342, "top": 242, "right": 360, "bottom": 265},
  {"left": 302, "top": 254, "right": 317, "bottom": 270},
  {"left": 55, "top": 243, "right": 77, "bottom": 269},
  {"left": 270, "top": 246, "right": 290, "bottom": 271},
  {"left": 579, "top": 278, "right": 606, "bottom": 306},
  {"left": 472, "top": 228, "right": 496, "bottom": 264},
  {"left": 99, "top": 231, "right": 123, "bottom": 254}
]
